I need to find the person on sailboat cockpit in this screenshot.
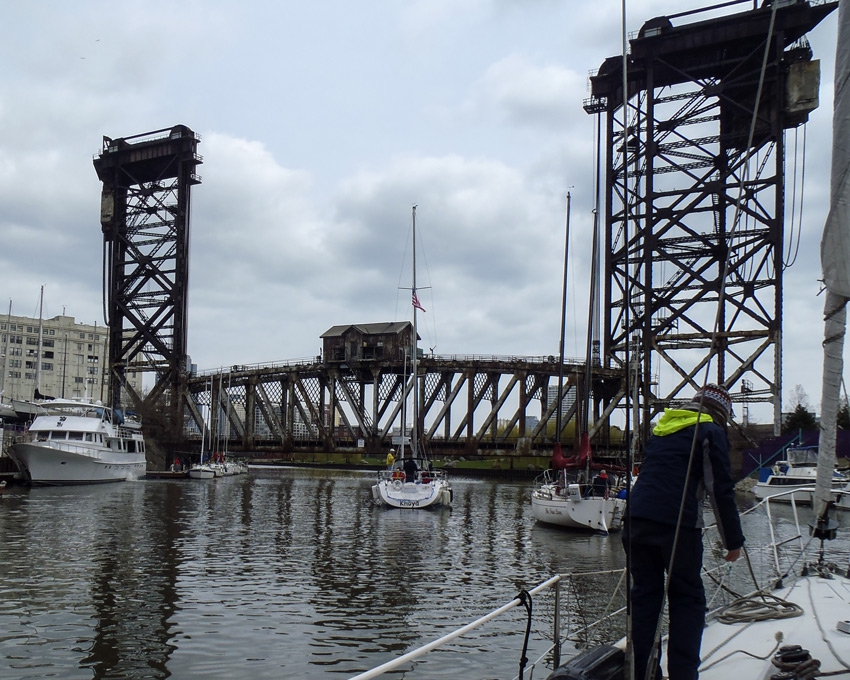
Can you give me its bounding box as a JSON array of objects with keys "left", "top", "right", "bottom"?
[
  {"left": 623, "top": 383, "right": 744, "bottom": 680},
  {"left": 403, "top": 455, "right": 417, "bottom": 483}
]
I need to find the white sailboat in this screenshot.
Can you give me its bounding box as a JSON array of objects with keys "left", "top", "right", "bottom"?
[
  {"left": 189, "top": 378, "right": 216, "bottom": 480},
  {"left": 371, "top": 207, "right": 451, "bottom": 509},
  {"left": 531, "top": 193, "right": 626, "bottom": 533},
  {"left": 752, "top": 444, "right": 849, "bottom": 503}
]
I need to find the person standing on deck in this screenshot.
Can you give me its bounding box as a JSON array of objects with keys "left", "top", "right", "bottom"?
[
  {"left": 623, "top": 383, "right": 744, "bottom": 680},
  {"left": 403, "top": 455, "right": 418, "bottom": 483},
  {"left": 386, "top": 449, "right": 395, "bottom": 470}
]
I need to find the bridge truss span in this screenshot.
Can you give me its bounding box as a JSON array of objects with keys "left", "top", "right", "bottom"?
[{"left": 182, "top": 356, "right": 625, "bottom": 457}]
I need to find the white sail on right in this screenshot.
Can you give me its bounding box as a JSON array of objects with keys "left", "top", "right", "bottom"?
[{"left": 817, "top": 0, "right": 850, "bottom": 517}]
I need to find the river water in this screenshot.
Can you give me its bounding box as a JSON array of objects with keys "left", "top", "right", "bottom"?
[{"left": 0, "top": 466, "right": 635, "bottom": 680}]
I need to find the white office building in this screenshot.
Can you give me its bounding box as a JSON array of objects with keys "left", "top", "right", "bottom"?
[{"left": 0, "top": 313, "right": 142, "bottom": 404}]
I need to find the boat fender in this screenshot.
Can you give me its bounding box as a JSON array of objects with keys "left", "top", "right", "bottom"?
[{"left": 392, "top": 479, "right": 403, "bottom": 490}]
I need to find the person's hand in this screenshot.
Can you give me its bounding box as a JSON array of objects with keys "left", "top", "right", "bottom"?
[{"left": 724, "top": 548, "right": 741, "bottom": 563}]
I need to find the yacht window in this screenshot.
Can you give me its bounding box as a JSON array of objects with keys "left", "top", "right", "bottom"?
[
  {"left": 68, "top": 432, "right": 84, "bottom": 441},
  {"left": 50, "top": 432, "right": 66, "bottom": 440}
]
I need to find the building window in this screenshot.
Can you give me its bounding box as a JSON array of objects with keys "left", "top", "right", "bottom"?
[
  {"left": 25, "top": 361, "right": 36, "bottom": 370},
  {"left": 43, "top": 351, "right": 54, "bottom": 359},
  {"left": 79, "top": 333, "right": 86, "bottom": 339},
  {"left": 74, "top": 377, "right": 84, "bottom": 384},
  {"left": 43, "top": 339, "right": 54, "bottom": 347},
  {"left": 87, "top": 355, "right": 99, "bottom": 363},
  {"left": 26, "top": 326, "right": 33, "bottom": 333},
  {"left": 26, "top": 337, "right": 39, "bottom": 346},
  {"left": 42, "top": 362, "right": 53, "bottom": 371},
  {"left": 9, "top": 359, "right": 21, "bottom": 368}
]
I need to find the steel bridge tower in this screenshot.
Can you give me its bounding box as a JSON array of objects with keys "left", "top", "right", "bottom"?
[
  {"left": 93, "top": 125, "right": 202, "bottom": 439},
  {"left": 586, "top": 1, "right": 836, "bottom": 442}
]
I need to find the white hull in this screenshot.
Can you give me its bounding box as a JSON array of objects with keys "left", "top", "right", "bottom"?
[
  {"left": 753, "top": 447, "right": 848, "bottom": 503},
  {"left": 188, "top": 464, "right": 216, "bottom": 479},
  {"left": 189, "top": 460, "right": 247, "bottom": 479},
  {"left": 531, "top": 482, "right": 624, "bottom": 532},
  {"left": 371, "top": 471, "right": 451, "bottom": 509},
  {"left": 6, "top": 398, "right": 147, "bottom": 486},
  {"left": 7, "top": 441, "right": 145, "bottom": 485},
  {"left": 752, "top": 479, "right": 846, "bottom": 503}
]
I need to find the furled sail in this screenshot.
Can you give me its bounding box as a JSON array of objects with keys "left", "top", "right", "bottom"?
[{"left": 817, "top": 0, "right": 850, "bottom": 516}]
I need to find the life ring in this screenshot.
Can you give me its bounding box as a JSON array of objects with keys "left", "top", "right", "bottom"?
[{"left": 392, "top": 479, "right": 403, "bottom": 490}]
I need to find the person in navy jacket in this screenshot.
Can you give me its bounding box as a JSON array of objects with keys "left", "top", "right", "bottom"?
[{"left": 623, "top": 383, "right": 744, "bottom": 680}]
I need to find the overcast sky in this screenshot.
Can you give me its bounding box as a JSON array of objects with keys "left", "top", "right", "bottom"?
[{"left": 0, "top": 1, "right": 840, "bottom": 422}]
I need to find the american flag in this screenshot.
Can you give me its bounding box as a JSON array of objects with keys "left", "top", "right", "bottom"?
[{"left": 412, "top": 291, "right": 426, "bottom": 312}]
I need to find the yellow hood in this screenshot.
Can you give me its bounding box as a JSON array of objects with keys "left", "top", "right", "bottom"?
[{"left": 652, "top": 408, "right": 713, "bottom": 436}]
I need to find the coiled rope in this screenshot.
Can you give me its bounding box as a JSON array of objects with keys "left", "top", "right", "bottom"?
[{"left": 715, "top": 591, "right": 804, "bottom": 624}]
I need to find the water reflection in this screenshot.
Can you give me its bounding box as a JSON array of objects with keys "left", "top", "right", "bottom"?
[{"left": 0, "top": 468, "right": 631, "bottom": 679}]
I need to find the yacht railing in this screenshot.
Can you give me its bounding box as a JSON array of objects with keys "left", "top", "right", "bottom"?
[
  {"left": 347, "top": 568, "right": 629, "bottom": 680},
  {"left": 375, "top": 468, "right": 448, "bottom": 483}
]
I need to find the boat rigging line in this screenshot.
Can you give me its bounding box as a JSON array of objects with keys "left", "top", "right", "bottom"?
[
  {"left": 516, "top": 589, "right": 533, "bottom": 680},
  {"left": 784, "top": 123, "right": 809, "bottom": 269}
]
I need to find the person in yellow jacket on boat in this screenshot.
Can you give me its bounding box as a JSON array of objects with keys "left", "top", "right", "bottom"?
[{"left": 623, "top": 383, "right": 744, "bottom": 680}]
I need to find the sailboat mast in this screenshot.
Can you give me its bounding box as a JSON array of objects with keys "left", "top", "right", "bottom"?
[
  {"left": 555, "top": 193, "right": 571, "bottom": 445},
  {"left": 35, "top": 286, "right": 44, "bottom": 397},
  {"left": 411, "top": 205, "right": 419, "bottom": 457},
  {"left": 1, "top": 299, "right": 11, "bottom": 395},
  {"left": 583, "top": 196, "right": 601, "bottom": 435}
]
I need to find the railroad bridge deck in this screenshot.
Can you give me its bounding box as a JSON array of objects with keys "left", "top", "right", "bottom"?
[{"left": 181, "top": 354, "right": 626, "bottom": 458}]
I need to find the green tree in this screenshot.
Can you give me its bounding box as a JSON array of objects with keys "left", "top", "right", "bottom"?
[
  {"left": 782, "top": 403, "right": 817, "bottom": 434},
  {"left": 838, "top": 403, "right": 850, "bottom": 430}
]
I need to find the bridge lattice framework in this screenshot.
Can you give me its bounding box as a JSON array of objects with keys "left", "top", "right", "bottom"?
[{"left": 182, "top": 355, "right": 625, "bottom": 456}]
